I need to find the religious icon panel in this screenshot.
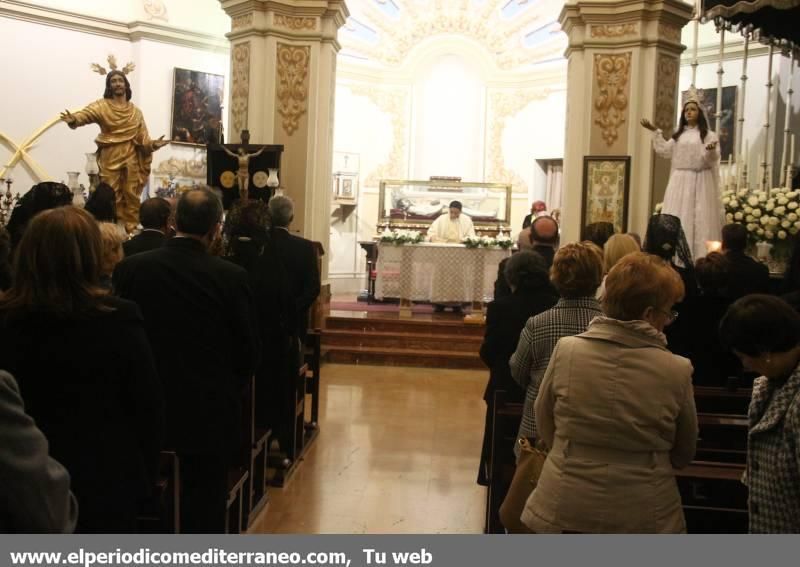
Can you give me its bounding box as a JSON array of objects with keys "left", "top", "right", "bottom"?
[{"left": 581, "top": 156, "right": 631, "bottom": 234}]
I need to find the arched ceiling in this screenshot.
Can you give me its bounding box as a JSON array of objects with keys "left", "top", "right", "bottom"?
[{"left": 339, "top": 0, "right": 567, "bottom": 71}]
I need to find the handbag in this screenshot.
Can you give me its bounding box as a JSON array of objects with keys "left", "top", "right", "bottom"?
[{"left": 498, "top": 437, "right": 548, "bottom": 533}]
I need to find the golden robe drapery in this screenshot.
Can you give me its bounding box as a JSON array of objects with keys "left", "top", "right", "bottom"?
[{"left": 71, "top": 99, "right": 156, "bottom": 228}]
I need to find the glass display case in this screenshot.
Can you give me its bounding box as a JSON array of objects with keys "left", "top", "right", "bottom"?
[{"left": 377, "top": 179, "right": 512, "bottom": 233}]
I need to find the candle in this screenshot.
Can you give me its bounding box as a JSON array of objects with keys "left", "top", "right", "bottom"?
[{"left": 792, "top": 133, "right": 796, "bottom": 166}]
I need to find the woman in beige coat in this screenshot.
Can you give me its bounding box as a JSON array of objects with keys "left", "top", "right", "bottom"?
[{"left": 522, "top": 252, "right": 698, "bottom": 533}]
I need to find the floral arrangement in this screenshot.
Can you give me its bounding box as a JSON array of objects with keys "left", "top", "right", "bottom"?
[
  {"left": 722, "top": 188, "right": 800, "bottom": 259},
  {"left": 463, "top": 235, "right": 513, "bottom": 249},
  {"left": 379, "top": 229, "right": 424, "bottom": 245}
]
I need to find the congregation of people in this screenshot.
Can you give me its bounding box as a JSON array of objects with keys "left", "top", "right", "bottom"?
[
  {"left": 480, "top": 208, "right": 800, "bottom": 534},
  {"left": 0, "top": 182, "right": 319, "bottom": 533}
]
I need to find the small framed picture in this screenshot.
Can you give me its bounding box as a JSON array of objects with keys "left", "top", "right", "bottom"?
[{"left": 581, "top": 156, "right": 631, "bottom": 234}]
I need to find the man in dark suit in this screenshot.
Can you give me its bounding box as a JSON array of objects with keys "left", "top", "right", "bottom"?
[
  {"left": 722, "top": 223, "right": 770, "bottom": 299},
  {"left": 268, "top": 195, "right": 321, "bottom": 344},
  {"left": 114, "top": 188, "right": 260, "bottom": 533},
  {"left": 123, "top": 197, "right": 171, "bottom": 257},
  {"left": 521, "top": 200, "right": 547, "bottom": 229}
]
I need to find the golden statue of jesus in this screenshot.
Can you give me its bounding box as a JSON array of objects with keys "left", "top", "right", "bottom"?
[{"left": 62, "top": 70, "right": 168, "bottom": 231}]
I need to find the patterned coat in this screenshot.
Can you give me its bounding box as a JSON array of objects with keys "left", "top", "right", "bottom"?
[
  {"left": 747, "top": 365, "right": 800, "bottom": 533},
  {"left": 509, "top": 297, "right": 602, "bottom": 456}
]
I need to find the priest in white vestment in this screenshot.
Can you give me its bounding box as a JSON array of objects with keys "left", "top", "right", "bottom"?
[{"left": 428, "top": 201, "right": 476, "bottom": 243}]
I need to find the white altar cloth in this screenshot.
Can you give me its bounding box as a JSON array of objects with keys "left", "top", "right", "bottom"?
[{"left": 374, "top": 242, "right": 510, "bottom": 303}]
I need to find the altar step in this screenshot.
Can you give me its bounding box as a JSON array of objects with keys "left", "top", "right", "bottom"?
[{"left": 322, "top": 314, "right": 486, "bottom": 369}]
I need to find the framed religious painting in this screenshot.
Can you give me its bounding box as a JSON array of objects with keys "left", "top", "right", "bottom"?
[
  {"left": 581, "top": 156, "right": 630, "bottom": 234},
  {"left": 170, "top": 68, "right": 225, "bottom": 146}
]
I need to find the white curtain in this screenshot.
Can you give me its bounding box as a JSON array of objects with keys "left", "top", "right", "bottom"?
[{"left": 544, "top": 161, "right": 563, "bottom": 212}]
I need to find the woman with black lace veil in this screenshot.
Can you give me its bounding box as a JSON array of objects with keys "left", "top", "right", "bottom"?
[{"left": 644, "top": 213, "right": 698, "bottom": 299}]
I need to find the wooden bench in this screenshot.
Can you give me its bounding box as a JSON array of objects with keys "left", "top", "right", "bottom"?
[
  {"left": 303, "top": 330, "right": 322, "bottom": 448},
  {"left": 137, "top": 451, "right": 180, "bottom": 533},
  {"left": 485, "top": 390, "right": 523, "bottom": 534},
  {"left": 676, "top": 461, "right": 747, "bottom": 533},
  {"left": 694, "top": 385, "right": 751, "bottom": 416},
  {"left": 269, "top": 363, "right": 310, "bottom": 487}
]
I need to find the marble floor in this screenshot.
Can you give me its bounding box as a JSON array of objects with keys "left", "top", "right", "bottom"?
[{"left": 248, "top": 363, "right": 488, "bottom": 534}]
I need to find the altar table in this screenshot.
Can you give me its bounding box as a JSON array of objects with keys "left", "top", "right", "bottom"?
[{"left": 374, "top": 242, "right": 510, "bottom": 304}]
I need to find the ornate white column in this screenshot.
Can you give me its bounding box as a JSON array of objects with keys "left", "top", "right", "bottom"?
[
  {"left": 218, "top": 0, "right": 348, "bottom": 279},
  {"left": 558, "top": 0, "right": 693, "bottom": 244}
]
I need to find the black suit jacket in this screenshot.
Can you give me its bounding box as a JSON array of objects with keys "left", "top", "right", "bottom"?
[
  {"left": 479, "top": 287, "right": 558, "bottom": 401},
  {"left": 113, "top": 238, "right": 260, "bottom": 457},
  {"left": 522, "top": 214, "right": 533, "bottom": 230},
  {"left": 270, "top": 228, "right": 321, "bottom": 341},
  {"left": 123, "top": 230, "right": 166, "bottom": 257},
  {"left": 725, "top": 250, "right": 770, "bottom": 299},
  {"left": 0, "top": 297, "right": 163, "bottom": 533},
  {"left": 665, "top": 293, "right": 742, "bottom": 386}
]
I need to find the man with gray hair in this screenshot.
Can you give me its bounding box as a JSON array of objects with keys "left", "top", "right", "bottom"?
[{"left": 269, "top": 195, "right": 321, "bottom": 344}]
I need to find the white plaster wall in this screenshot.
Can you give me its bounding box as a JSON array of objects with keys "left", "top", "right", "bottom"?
[
  {"left": 0, "top": 17, "right": 133, "bottom": 189},
  {"left": 0, "top": 15, "right": 229, "bottom": 192}
]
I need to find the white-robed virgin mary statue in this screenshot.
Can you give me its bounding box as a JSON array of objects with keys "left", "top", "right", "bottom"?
[{"left": 641, "top": 93, "right": 724, "bottom": 260}]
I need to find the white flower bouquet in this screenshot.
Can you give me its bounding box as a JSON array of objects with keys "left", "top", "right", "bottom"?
[
  {"left": 379, "top": 229, "right": 424, "bottom": 245},
  {"left": 721, "top": 188, "right": 800, "bottom": 259}
]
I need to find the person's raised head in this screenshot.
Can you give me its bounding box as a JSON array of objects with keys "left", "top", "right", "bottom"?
[
  {"left": 531, "top": 200, "right": 547, "bottom": 214},
  {"left": 719, "top": 294, "right": 800, "bottom": 378},
  {"left": 0, "top": 206, "right": 108, "bottom": 314},
  {"left": 449, "top": 200, "right": 462, "bottom": 219},
  {"left": 504, "top": 250, "right": 549, "bottom": 293},
  {"left": 695, "top": 251, "right": 730, "bottom": 295},
  {"left": 530, "top": 215, "right": 559, "bottom": 246},
  {"left": 139, "top": 197, "right": 172, "bottom": 232},
  {"left": 582, "top": 221, "right": 615, "bottom": 249},
  {"left": 269, "top": 195, "right": 295, "bottom": 228},
  {"left": 603, "top": 233, "right": 640, "bottom": 273},
  {"left": 550, "top": 241, "right": 603, "bottom": 299},
  {"left": 84, "top": 183, "right": 117, "bottom": 223},
  {"left": 721, "top": 223, "right": 748, "bottom": 253},
  {"left": 97, "top": 222, "right": 125, "bottom": 277},
  {"left": 603, "top": 252, "right": 685, "bottom": 331},
  {"left": 175, "top": 187, "right": 223, "bottom": 240},
  {"left": 103, "top": 70, "right": 132, "bottom": 101}
]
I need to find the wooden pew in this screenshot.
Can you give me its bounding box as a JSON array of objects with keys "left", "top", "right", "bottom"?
[
  {"left": 225, "top": 376, "right": 255, "bottom": 534},
  {"left": 303, "top": 330, "right": 322, "bottom": 448},
  {"left": 676, "top": 461, "right": 747, "bottom": 533},
  {"left": 694, "top": 385, "right": 751, "bottom": 416},
  {"left": 485, "top": 390, "right": 523, "bottom": 534},
  {"left": 137, "top": 451, "right": 180, "bottom": 533},
  {"left": 269, "top": 363, "right": 310, "bottom": 487}
]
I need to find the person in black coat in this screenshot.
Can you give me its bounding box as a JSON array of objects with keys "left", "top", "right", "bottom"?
[
  {"left": 123, "top": 197, "right": 172, "bottom": 257},
  {"left": 268, "top": 195, "right": 321, "bottom": 344},
  {"left": 114, "top": 188, "right": 260, "bottom": 533},
  {"left": 721, "top": 223, "right": 770, "bottom": 300},
  {"left": 223, "top": 200, "right": 298, "bottom": 456},
  {"left": 477, "top": 250, "right": 558, "bottom": 485},
  {"left": 0, "top": 207, "right": 163, "bottom": 533},
  {"left": 665, "top": 252, "right": 741, "bottom": 386}
]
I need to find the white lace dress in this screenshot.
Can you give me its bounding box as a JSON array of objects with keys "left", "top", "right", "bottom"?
[{"left": 653, "top": 126, "right": 723, "bottom": 260}]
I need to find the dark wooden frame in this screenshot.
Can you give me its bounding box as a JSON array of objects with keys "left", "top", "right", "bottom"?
[{"left": 581, "top": 155, "right": 631, "bottom": 234}]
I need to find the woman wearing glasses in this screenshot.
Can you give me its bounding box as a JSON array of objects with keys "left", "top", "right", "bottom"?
[{"left": 521, "top": 252, "right": 698, "bottom": 533}]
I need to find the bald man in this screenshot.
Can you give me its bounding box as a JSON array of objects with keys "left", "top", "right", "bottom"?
[{"left": 500, "top": 216, "right": 560, "bottom": 299}]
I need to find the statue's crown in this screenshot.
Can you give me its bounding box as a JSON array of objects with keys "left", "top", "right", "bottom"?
[{"left": 90, "top": 54, "right": 135, "bottom": 77}]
